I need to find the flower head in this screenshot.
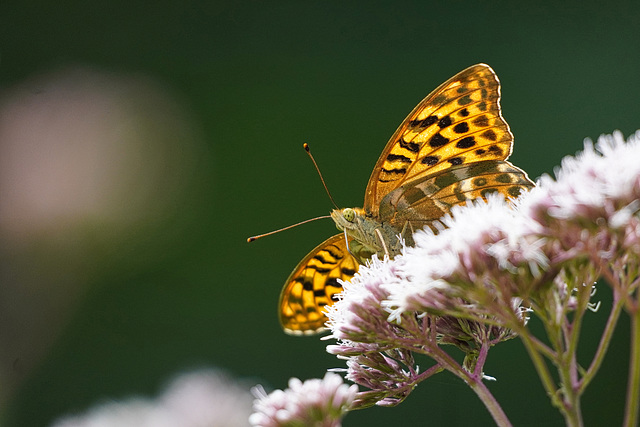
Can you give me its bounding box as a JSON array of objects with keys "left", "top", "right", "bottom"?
[
  {"left": 383, "top": 193, "right": 543, "bottom": 332},
  {"left": 325, "top": 256, "right": 404, "bottom": 343},
  {"left": 524, "top": 130, "right": 640, "bottom": 265}
]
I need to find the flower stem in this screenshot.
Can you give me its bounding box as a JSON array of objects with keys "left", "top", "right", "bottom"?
[
  {"left": 580, "top": 289, "right": 625, "bottom": 392},
  {"left": 517, "top": 326, "right": 560, "bottom": 408},
  {"left": 467, "top": 378, "right": 512, "bottom": 427},
  {"left": 407, "top": 339, "right": 512, "bottom": 426},
  {"left": 623, "top": 300, "right": 640, "bottom": 427}
]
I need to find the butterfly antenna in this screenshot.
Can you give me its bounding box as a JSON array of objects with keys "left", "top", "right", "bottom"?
[
  {"left": 247, "top": 215, "right": 331, "bottom": 242},
  {"left": 304, "top": 143, "right": 339, "bottom": 209}
]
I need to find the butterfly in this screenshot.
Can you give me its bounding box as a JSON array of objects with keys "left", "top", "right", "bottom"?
[{"left": 279, "top": 63, "right": 534, "bottom": 335}]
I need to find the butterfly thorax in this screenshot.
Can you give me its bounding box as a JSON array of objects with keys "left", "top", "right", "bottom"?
[{"left": 331, "top": 207, "right": 405, "bottom": 264}]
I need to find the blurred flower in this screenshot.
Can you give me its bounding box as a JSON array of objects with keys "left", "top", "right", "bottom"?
[
  {"left": 0, "top": 66, "right": 206, "bottom": 405},
  {"left": 50, "top": 370, "right": 253, "bottom": 427},
  {"left": 249, "top": 372, "right": 357, "bottom": 427}
]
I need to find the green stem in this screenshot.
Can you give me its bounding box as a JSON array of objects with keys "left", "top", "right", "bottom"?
[
  {"left": 557, "top": 279, "right": 599, "bottom": 427},
  {"left": 467, "top": 377, "right": 512, "bottom": 427},
  {"left": 623, "top": 300, "right": 640, "bottom": 427},
  {"left": 466, "top": 341, "right": 512, "bottom": 427},
  {"left": 580, "top": 290, "right": 625, "bottom": 391},
  {"left": 556, "top": 333, "right": 583, "bottom": 427},
  {"left": 517, "top": 329, "right": 562, "bottom": 409}
]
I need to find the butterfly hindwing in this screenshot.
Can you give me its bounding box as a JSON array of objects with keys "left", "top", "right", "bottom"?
[
  {"left": 378, "top": 159, "right": 534, "bottom": 229},
  {"left": 279, "top": 234, "right": 358, "bottom": 335},
  {"left": 364, "top": 64, "right": 515, "bottom": 216}
]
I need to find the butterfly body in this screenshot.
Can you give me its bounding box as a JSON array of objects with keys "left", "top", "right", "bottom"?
[{"left": 278, "top": 64, "right": 534, "bottom": 335}]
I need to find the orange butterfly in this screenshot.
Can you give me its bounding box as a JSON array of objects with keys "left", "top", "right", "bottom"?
[{"left": 279, "top": 64, "right": 534, "bottom": 335}]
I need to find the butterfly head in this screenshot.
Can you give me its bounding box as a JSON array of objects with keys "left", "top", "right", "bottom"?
[
  {"left": 331, "top": 207, "right": 365, "bottom": 232},
  {"left": 330, "top": 207, "right": 385, "bottom": 262}
]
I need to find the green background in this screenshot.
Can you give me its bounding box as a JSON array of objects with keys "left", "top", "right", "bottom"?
[{"left": 1, "top": 1, "right": 638, "bottom": 425}]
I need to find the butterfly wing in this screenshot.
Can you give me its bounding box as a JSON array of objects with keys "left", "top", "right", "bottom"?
[
  {"left": 364, "top": 63, "right": 520, "bottom": 217},
  {"left": 279, "top": 234, "right": 358, "bottom": 335}
]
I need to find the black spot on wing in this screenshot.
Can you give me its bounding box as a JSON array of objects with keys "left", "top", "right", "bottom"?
[
  {"left": 458, "top": 95, "right": 473, "bottom": 106},
  {"left": 340, "top": 267, "right": 356, "bottom": 276},
  {"left": 473, "top": 115, "right": 489, "bottom": 127},
  {"left": 456, "top": 136, "right": 475, "bottom": 149},
  {"left": 496, "top": 173, "right": 513, "bottom": 184},
  {"left": 482, "top": 129, "right": 497, "bottom": 141},
  {"left": 308, "top": 265, "right": 331, "bottom": 274},
  {"left": 453, "top": 122, "right": 469, "bottom": 134},
  {"left": 410, "top": 115, "right": 438, "bottom": 128},
  {"left": 387, "top": 153, "right": 412, "bottom": 163},
  {"left": 382, "top": 167, "right": 407, "bottom": 175},
  {"left": 380, "top": 167, "right": 407, "bottom": 182},
  {"left": 399, "top": 138, "right": 419, "bottom": 153},
  {"left": 429, "top": 133, "right": 449, "bottom": 147},
  {"left": 421, "top": 155, "right": 439, "bottom": 165},
  {"left": 508, "top": 186, "right": 524, "bottom": 197},
  {"left": 438, "top": 115, "right": 452, "bottom": 128},
  {"left": 488, "top": 145, "right": 504, "bottom": 156},
  {"left": 453, "top": 185, "right": 467, "bottom": 202},
  {"left": 433, "top": 171, "right": 457, "bottom": 188},
  {"left": 403, "top": 186, "right": 428, "bottom": 206}
]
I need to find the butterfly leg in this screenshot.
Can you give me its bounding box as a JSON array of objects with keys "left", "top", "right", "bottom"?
[
  {"left": 343, "top": 229, "right": 356, "bottom": 258},
  {"left": 400, "top": 221, "right": 412, "bottom": 240},
  {"left": 374, "top": 228, "right": 391, "bottom": 259}
]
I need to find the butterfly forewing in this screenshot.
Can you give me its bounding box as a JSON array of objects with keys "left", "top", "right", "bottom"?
[
  {"left": 364, "top": 64, "right": 514, "bottom": 215},
  {"left": 279, "top": 234, "right": 358, "bottom": 335}
]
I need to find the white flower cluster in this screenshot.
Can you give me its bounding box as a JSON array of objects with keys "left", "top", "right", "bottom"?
[{"left": 323, "top": 131, "right": 640, "bottom": 410}]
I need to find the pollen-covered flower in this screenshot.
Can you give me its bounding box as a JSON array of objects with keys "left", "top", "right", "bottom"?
[{"left": 249, "top": 372, "right": 357, "bottom": 427}]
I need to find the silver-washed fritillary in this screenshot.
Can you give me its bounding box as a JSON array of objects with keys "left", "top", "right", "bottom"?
[{"left": 278, "top": 64, "right": 534, "bottom": 335}]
